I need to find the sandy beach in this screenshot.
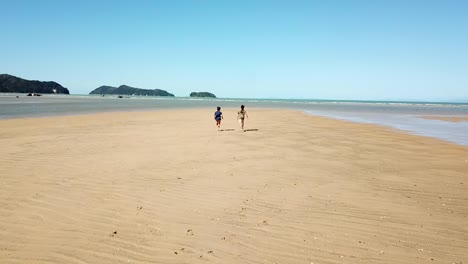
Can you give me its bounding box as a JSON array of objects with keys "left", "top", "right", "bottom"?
[{"left": 0, "top": 108, "right": 467, "bottom": 264}]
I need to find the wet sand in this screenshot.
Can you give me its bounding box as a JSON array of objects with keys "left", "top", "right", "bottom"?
[
  {"left": 420, "top": 116, "right": 468, "bottom": 122},
  {"left": 0, "top": 108, "right": 467, "bottom": 264}
]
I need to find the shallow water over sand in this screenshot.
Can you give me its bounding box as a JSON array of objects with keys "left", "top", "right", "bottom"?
[{"left": 303, "top": 110, "right": 468, "bottom": 146}]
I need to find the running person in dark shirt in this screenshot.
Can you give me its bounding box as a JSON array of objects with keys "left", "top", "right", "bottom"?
[{"left": 214, "top": 106, "right": 223, "bottom": 131}]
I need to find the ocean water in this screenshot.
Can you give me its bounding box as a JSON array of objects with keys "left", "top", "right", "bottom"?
[{"left": 1, "top": 93, "right": 468, "bottom": 146}]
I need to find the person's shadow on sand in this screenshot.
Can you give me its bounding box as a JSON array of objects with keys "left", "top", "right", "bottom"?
[{"left": 219, "top": 128, "right": 259, "bottom": 132}]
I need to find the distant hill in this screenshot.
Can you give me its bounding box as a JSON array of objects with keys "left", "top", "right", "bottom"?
[
  {"left": 90, "top": 85, "right": 174, "bottom": 97},
  {"left": 190, "top": 92, "right": 216, "bottom": 98},
  {"left": 0, "top": 74, "right": 70, "bottom": 94}
]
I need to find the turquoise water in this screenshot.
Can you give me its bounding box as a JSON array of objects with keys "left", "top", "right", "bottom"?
[{"left": 1, "top": 93, "right": 468, "bottom": 145}]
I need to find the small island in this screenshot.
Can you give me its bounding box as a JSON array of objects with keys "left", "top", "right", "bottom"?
[
  {"left": 0, "top": 74, "right": 70, "bottom": 94},
  {"left": 90, "top": 85, "right": 174, "bottom": 97},
  {"left": 190, "top": 92, "right": 216, "bottom": 98}
]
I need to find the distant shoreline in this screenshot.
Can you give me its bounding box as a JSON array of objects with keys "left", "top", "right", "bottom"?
[
  {"left": 1, "top": 92, "right": 467, "bottom": 105},
  {"left": 1, "top": 98, "right": 468, "bottom": 146},
  {"left": 1, "top": 95, "right": 468, "bottom": 146}
]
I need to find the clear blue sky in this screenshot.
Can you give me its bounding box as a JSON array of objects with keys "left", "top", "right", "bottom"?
[{"left": 1, "top": 0, "right": 467, "bottom": 101}]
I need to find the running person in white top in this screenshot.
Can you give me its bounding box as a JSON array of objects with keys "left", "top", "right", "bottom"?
[{"left": 237, "top": 105, "right": 248, "bottom": 131}]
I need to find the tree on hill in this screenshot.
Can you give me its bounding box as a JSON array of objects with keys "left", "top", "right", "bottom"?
[
  {"left": 90, "top": 85, "right": 174, "bottom": 96},
  {"left": 190, "top": 92, "right": 216, "bottom": 98},
  {"left": 0, "top": 74, "right": 70, "bottom": 94}
]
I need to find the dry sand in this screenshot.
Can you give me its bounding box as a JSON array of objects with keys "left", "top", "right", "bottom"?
[
  {"left": 0, "top": 108, "right": 467, "bottom": 264},
  {"left": 419, "top": 116, "right": 468, "bottom": 122}
]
